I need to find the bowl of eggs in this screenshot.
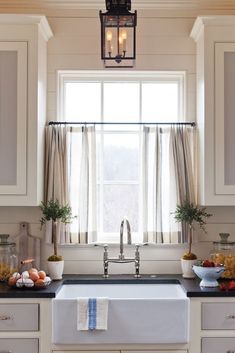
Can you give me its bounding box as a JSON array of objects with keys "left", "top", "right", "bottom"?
[{"left": 8, "top": 268, "right": 51, "bottom": 289}]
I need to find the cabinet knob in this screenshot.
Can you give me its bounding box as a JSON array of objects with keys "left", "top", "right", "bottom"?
[
  {"left": 226, "top": 314, "right": 235, "bottom": 319},
  {"left": 226, "top": 314, "right": 235, "bottom": 320},
  {"left": 0, "top": 315, "right": 12, "bottom": 321}
]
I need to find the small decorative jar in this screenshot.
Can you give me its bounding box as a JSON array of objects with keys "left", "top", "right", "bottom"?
[
  {"left": 211, "top": 233, "right": 235, "bottom": 278},
  {"left": 0, "top": 234, "right": 18, "bottom": 281}
]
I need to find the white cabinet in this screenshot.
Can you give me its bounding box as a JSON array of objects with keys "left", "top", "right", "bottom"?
[
  {"left": 201, "top": 337, "right": 235, "bottom": 353},
  {"left": 0, "top": 15, "right": 53, "bottom": 205},
  {"left": 0, "top": 303, "right": 39, "bottom": 331},
  {"left": 54, "top": 351, "right": 119, "bottom": 353},
  {"left": 54, "top": 349, "right": 187, "bottom": 353},
  {"left": 0, "top": 298, "right": 51, "bottom": 353},
  {"left": 0, "top": 338, "right": 39, "bottom": 353},
  {"left": 122, "top": 351, "right": 187, "bottom": 353},
  {"left": 190, "top": 298, "right": 235, "bottom": 353},
  {"left": 191, "top": 16, "right": 235, "bottom": 205}
]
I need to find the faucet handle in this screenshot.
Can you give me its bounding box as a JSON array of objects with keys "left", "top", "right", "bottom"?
[
  {"left": 135, "top": 242, "right": 148, "bottom": 248},
  {"left": 103, "top": 244, "right": 109, "bottom": 261}
]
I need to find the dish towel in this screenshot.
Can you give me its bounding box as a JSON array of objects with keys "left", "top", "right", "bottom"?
[{"left": 77, "top": 297, "right": 109, "bottom": 331}]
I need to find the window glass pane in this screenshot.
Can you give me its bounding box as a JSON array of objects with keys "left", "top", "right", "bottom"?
[
  {"left": 103, "top": 133, "right": 139, "bottom": 181},
  {"left": 103, "top": 184, "right": 139, "bottom": 233},
  {"left": 142, "top": 82, "right": 178, "bottom": 122},
  {"left": 103, "top": 82, "right": 139, "bottom": 125},
  {"left": 65, "top": 82, "right": 101, "bottom": 121}
]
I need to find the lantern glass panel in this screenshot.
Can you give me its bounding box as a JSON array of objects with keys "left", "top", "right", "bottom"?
[{"left": 104, "top": 26, "right": 134, "bottom": 59}]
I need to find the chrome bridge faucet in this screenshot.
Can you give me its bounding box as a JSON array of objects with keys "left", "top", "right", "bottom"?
[{"left": 103, "top": 218, "right": 141, "bottom": 278}]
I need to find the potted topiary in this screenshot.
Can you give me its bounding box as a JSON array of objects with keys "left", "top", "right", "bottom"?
[
  {"left": 40, "top": 200, "right": 72, "bottom": 280},
  {"left": 173, "top": 200, "right": 212, "bottom": 278}
]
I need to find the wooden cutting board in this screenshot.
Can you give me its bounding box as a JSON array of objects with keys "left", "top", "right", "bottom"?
[{"left": 14, "top": 222, "right": 41, "bottom": 269}]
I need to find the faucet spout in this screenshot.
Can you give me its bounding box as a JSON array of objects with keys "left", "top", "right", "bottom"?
[
  {"left": 119, "top": 218, "right": 132, "bottom": 259},
  {"left": 102, "top": 219, "right": 142, "bottom": 278}
]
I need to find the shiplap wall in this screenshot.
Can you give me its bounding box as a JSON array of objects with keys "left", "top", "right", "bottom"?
[{"left": 1, "top": 8, "right": 235, "bottom": 274}]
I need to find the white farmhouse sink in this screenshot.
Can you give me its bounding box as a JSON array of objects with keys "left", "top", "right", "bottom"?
[{"left": 52, "top": 283, "right": 189, "bottom": 344}]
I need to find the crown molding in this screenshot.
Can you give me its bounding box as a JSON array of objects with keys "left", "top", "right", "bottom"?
[
  {"left": 191, "top": 15, "right": 235, "bottom": 41},
  {"left": 0, "top": 14, "right": 53, "bottom": 40},
  {"left": 1, "top": 0, "right": 235, "bottom": 10}
]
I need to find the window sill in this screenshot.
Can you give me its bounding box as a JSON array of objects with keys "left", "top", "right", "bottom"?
[{"left": 57, "top": 242, "right": 188, "bottom": 249}]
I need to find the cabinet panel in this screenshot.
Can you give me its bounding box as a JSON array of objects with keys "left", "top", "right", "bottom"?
[
  {"left": 215, "top": 42, "right": 235, "bottom": 195},
  {"left": 55, "top": 351, "right": 119, "bottom": 353},
  {"left": 0, "top": 41, "right": 27, "bottom": 195},
  {"left": 0, "top": 303, "right": 39, "bottom": 331},
  {"left": 202, "top": 337, "right": 235, "bottom": 353},
  {"left": 202, "top": 302, "right": 235, "bottom": 330},
  {"left": 122, "top": 351, "right": 187, "bottom": 353},
  {"left": 0, "top": 338, "right": 38, "bottom": 353}
]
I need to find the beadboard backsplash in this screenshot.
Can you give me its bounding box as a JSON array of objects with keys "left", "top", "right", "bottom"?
[{"left": 0, "top": 206, "right": 234, "bottom": 274}]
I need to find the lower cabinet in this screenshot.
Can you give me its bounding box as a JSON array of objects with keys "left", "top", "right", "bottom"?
[
  {"left": 202, "top": 337, "right": 235, "bottom": 353},
  {"left": 190, "top": 298, "right": 235, "bottom": 353},
  {"left": 54, "top": 350, "right": 187, "bottom": 353},
  {"left": 0, "top": 299, "right": 51, "bottom": 353},
  {"left": 122, "top": 351, "right": 187, "bottom": 353},
  {"left": 54, "top": 351, "right": 118, "bottom": 353},
  {"left": 0, "top": 338, "right": 38, "bottom": 353}
]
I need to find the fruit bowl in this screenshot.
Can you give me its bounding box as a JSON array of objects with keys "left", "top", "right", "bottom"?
[{"left": 193, "top": 265, "right": 225, "bottom": 287}]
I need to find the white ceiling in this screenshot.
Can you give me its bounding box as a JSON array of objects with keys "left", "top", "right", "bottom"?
[{"left": 0, "top": 0, "right": 235, "bottom": 10}]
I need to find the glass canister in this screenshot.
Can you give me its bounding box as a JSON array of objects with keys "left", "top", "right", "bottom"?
[
  {"left": 211, "top": 233, "right": 235, "bottom": 278},
  {"left": 0, "top": 234, "right": 18, "bottom": 281}
]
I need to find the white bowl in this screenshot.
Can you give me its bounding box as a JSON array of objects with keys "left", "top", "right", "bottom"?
[{"left": 192, "top": 265, "right": 225, "bottom": 287}]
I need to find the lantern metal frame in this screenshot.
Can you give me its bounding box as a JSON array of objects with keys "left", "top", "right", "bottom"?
[{"left": 99, "top": 0, "right": 137, "bottom": 68}]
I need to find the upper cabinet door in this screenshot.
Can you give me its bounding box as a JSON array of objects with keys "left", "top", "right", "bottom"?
[
  {"left": 215, "top": 43, "right": 235, "bottom": 195},
  {"left": 0, "top": 15, "right": 53, "bottom": 206},
  {"left": 0, "top": 41, "right": 27, "bottom": 195},
  {"left": 191, "top": 16, "right": 235, "bottom": 205}
]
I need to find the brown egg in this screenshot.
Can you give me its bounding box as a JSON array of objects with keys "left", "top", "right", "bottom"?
[
  {"left": 28, "top": 268, "right": 38, "bottom": 275},
  {"left": 34, "top": 279, "right": 45, "bottom": 288},
  {"left": 29, "top": 272, "right": 40, "bottom": 282},
  {"left": 8, "top": 277, "right": 17, "bottom": 287},
  {"left": 38, "top": 270, "right": 46, "bottom": 280}
]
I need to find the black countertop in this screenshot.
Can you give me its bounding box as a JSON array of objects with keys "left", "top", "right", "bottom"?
[{"left": 0, "top": 274, "right": 235, "bottom": 298}]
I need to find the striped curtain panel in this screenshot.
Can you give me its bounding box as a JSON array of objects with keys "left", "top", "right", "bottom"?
[
  {"left": 44, "top": 125, "right": 71, "bottom": 244},
  {"left": 44, "top": 125, "right": 97, "bottom": 244},
  {"left": 70, "top": 125, "right": 97, "bottom": 244},
  {"left": 141, "top": 124, "right": 196, "bottom": 244}
]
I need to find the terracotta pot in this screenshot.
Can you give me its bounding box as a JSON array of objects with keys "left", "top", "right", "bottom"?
[{"left": 181, "top": 258, "right": 197, "bottom": 278}]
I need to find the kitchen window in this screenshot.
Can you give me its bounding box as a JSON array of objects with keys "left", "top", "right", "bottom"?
[{"left": 58, "top": 71, "right": 186, "bottom": 243}]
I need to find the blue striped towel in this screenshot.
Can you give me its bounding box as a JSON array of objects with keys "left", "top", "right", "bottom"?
[
  {"left": 77, "top": 297, "right": 109, "bottom": 331},
  {"left": 88, "top": 298, "right": 97, "bottom": 330}
]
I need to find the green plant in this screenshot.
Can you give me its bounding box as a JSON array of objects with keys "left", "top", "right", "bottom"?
[
  {"left": 40, "top": 200, "right": 73, "bottom": 261},
  {"left": 173, "top": 200, "right": 212, "bottom": 259}
]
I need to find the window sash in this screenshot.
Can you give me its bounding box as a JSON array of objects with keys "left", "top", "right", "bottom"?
[{"left": 58, "top": 70, "right": 186, "bottom": 243}]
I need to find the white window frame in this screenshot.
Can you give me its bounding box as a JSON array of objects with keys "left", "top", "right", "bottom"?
[{"left": 57, "top": 70, "right": 186, "bottom": 243}]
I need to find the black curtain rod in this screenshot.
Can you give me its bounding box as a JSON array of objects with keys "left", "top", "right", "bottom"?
[{"left": 48, "top": 121, "right": 196, "bottom": 127}]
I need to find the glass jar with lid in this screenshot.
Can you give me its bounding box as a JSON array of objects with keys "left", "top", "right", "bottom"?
[
  {"left": 0, "top": 234, "right": 18, "bottom": 281},
  {"left": 211, "top": 233, "right": 235, "bottom": 278}
]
